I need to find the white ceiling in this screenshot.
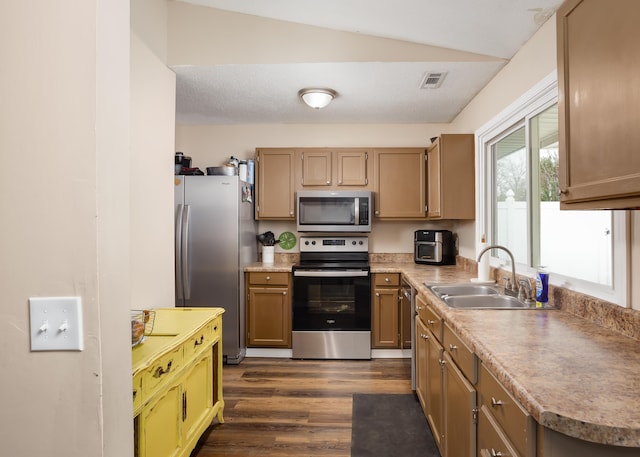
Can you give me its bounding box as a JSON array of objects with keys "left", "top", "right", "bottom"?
[{"left": 173, "top": 0, "right": 564, "bottom": 125}]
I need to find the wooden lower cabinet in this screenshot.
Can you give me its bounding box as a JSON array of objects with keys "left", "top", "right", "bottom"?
[
  {"left": 372, "top": 273, "right": 401, "bottom": 348},
  {"left": 246, "top": 272, "right": 292, "bottom": 347},
  {"left": 443, "top": 351, "right": 476, "bottom": 457},
  {"left": 133, "top": 308, "right": 224, "bottom": 457}
]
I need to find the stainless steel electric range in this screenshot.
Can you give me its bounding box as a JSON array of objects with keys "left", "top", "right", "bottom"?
[{"left": 291, "top": 236, "right": 371, "bottom": 359}]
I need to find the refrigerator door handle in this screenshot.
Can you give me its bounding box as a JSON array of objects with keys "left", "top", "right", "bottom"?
[
  {"left": 182, "top": 204, "right": 191, "bottom": 300},
  {"left": 175, "top": 204, "right": 185, "bottom": 300}
]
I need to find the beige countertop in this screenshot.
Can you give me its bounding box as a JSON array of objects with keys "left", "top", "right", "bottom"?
[{"left": 245, "top": 260, "right": 640, "bottom": 447}]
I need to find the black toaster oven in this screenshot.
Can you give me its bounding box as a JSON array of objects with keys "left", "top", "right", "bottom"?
[{"left": 414, "top": 230, "right": 456, "bottom": 265}]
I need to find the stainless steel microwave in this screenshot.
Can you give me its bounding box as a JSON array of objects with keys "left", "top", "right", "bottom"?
[{"left": 296, "top": 190, "right": 372, "bottom": 232}]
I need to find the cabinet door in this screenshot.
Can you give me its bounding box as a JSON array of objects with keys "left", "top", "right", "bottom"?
[
  {"left": 183, "top": 351, "right": 213, "bottom": 447},
  {"left": 426, "top": 141, "right": 442, "bottom": 218},
  {"left": 372, "top": 287, "right": 400, "bottom": 348},
  {"left": 426, "top": 327, "right": 444, "bottom": 454},
  {"left": 443, "top": 351, "right": 476, "bottom": 457},
  {"left": 374, "top": 148, "right": 426, "bottom": 219},
  {"left": 247, "top": 286, "right": 291, "bottom": 347},
  {"left": 255, "top": 149, "right": 296, "bottom": 219},
  {"left": 557, "top": 0, "right": 640, "bottom": 209},
  {"left": 139, "top": 383, "right": 183, "bottom": 457},
  {"left": 400, "top": 287, "right": 412, "bottom": 349},
  {"left": 415, "top": 317, "right": 429, "bottom": 411},
  {"left": 336, "top": 150, "right": 369, "bottom": 187},
  {"left": 427, "top": 134, "right": 475, "bottom": 220},
  {"left": 301, "top": 150, "right": 332, "bottom": 186}
]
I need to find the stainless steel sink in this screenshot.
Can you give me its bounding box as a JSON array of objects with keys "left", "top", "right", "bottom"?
[
  {"left": 426, "top": 282, "right": 538, "bottom": 309},
  {"left": 442, "top": 294, "right": 531, "bottom": 309},
  {"left": 429, "top": 284, "right": 500, "bottom": 297}
]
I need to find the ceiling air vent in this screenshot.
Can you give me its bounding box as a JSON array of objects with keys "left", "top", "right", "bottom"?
[{"left": 420, "top": 71, "right": 447, "bottom": 89}]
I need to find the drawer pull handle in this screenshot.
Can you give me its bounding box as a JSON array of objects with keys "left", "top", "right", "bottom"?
[
  {"left": 427, "top": 319, "right": 435, "bottom": 326},
  {"left": 449, "top": 344, "right": 458, "bottom": 351},
  {"left": 283, "top": 291, "right": 287, "bottom": 296},
  {"left": 133, "top": 390, "right": 137, "bottom": 399},
  {"left": 214, "top": 326, "right": 218, "bottom": 331},
  {"left": 265, "top": 276, "right": 271, "bottom": 281},
  {"left": 385, "top": 277, "right": 390, "bottom": 282},
  {"left": 439, "top": 359, "right": 445, "bottom": 367},
  {"left": 491, "top": 397, "right": 504, "bottom": 407},
  {"left": 416, "top": 305, "right": 424, "bottom": 310},
  {"left": 153, "top": 360, "right": 173, "bottom": 378},
  {"left": 194, "top": 335, "right": 205, "bottom": 347},
  {"left": 490, "top": 449, "right": 505, "bottom": 457}
]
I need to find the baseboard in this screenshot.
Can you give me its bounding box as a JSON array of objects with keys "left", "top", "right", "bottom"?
[{"left": 245, "top": 348, "right": 411, "bottom": 359}]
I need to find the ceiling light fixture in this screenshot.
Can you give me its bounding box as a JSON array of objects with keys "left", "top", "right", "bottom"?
[{"left": 298, "top": 88, "right": 337, "bottom": 109}]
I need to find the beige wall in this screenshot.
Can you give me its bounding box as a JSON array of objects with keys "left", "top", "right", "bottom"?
[
  {"left": 131, "top": 32, "right": 176, "bottom": 309},
  {"left": 0, "top": 1, "right": 132, "bottom": 456}
]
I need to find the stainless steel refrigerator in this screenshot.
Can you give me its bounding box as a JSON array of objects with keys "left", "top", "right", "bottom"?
[{"left": 174, "top": 175, "right": 257, "bottom": 364}]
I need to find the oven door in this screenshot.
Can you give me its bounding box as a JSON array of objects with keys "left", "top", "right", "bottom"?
[{"left": 292, "top": 270, "right": 371, "bottom": 331}]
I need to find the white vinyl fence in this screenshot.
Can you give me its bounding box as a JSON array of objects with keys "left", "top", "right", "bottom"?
[{"left": 496, "top": 201, "right": 611, "bottom": 285}]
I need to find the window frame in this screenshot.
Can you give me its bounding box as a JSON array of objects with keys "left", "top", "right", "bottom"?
[{"left": 475, "top": 72, "right": 628, "bottom": 307}]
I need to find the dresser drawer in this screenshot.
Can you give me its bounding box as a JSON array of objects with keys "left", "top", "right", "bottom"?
[
  {"left": 417, "top": 300, "right": 442, "bottom": 342},
  {"left": 373, "top": 273, "right": 400, "bottom": 287},
  {"left": 248, "top": 272, "right": 289, "bottom": 286},
  {"left": 132, "top": 371, "right": 143, "bottom": 412},
  {"left": 211, "top": 316, "right": 222, "bottom": 342},
  {"left": 184, "top": 323, "right": 212, "bottom": 361},
  {"left": 443, "top": 323, "right": 476, "bottom": 383},
  {"left": 478, "top": 405, "right": 521, "bottom": 457},
  {"left": 143, "top": 344, "right": 183, "bottom": 395},
  {"left": 478, "top": 363, "right": 534, "bottom": 457}
]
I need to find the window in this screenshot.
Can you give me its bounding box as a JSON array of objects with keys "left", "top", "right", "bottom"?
[{"left": 477, "top": 73, "right": 627, "bottom": 306}]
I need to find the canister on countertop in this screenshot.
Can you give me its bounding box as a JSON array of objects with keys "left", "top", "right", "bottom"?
[{"left": 535, "top": 266, "right": 549, "bottom": 308}]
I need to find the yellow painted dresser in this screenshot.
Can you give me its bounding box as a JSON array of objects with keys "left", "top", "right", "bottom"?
[{"left": 132, "top": 308, "right": 224, "bottom": 457}]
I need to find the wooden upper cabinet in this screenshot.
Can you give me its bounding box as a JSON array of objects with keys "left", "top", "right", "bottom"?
[
  {"left": 299, "top": 149, "right": 371, "bottom": 189},
  {"left": 557, "top": 0, "right": 640, "bottom": 209},
  {"left": 255, "top": 148, "right": 296, "bottom": 220},
  {"left": 301, "top": 150, "right": 332, "bottom": 186},
  {"left": 374, "top": 148, "right": 426, "bottom": 219},
  {"left": 426, "top": 135, "right": 475, "bottom": 220},
  {"left": 336, "top": 150, "right": 369, "bottom": 187}
]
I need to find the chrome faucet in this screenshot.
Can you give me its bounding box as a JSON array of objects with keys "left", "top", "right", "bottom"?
[{"left": 477, "top": 244, "right": 517, "bottom": 292}]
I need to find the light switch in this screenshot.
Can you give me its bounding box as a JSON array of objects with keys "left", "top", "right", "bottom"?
[{"left": 29, "top": 297, "right": 83, "bottom": 351}]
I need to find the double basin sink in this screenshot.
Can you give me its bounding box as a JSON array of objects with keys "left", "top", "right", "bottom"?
[{"left": 427, "top": 283, "right": 538, "bottom": 310}]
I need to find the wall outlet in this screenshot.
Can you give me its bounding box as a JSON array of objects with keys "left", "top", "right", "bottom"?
[{"left": 29, "top": 297, "right": 84, "bottom": 351}]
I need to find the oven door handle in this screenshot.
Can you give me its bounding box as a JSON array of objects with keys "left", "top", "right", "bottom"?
[{"left": 293, "top": 270, "right": 369, "bottom": 277}]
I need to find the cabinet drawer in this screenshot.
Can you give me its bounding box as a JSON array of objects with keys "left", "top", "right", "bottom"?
[
  {"left": 133, "top": 371, "right": 143, "bottom": 412},
  {"left": 443, "top": 323, "right": 476, "bottom": 383},
  {"left": 211, "top": 316, "right": 222, "bottom": 342},
  {"left": 248, "top": 272, "right": 289, "bottom": 286},
  {"left": 184, "top": 323, "right": 212, "bottom": 361},
  {"left": 478, "top": 405, "right": 521, "bottom": 457},
  {"left": 373, "top": 273, "right": 400, "bottom": 287},
  {"left": 478, "top": 363, "right": 534, "bottom": 457},
  {"left": 417, "top": 303, "right": 442, "bottom": 342},
  {"left": 143, "top": 345, "right": 183, "bottom": 396}
]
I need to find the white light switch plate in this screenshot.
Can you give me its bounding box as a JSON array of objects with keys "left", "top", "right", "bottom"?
[{"left": 29, "top": 297, "right": 84, "bottom": 351}]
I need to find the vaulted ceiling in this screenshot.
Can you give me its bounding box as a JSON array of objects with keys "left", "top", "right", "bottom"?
[{"left": 172, "top": 0, "right": 564, "bottom": 124}]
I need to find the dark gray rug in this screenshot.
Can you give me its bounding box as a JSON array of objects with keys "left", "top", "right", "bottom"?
[{"left": 351, "top": 393, "right": 440, "bottom": 457}]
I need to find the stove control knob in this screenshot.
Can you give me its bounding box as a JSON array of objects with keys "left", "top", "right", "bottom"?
[
  {"left": 359, "top": 241, "right": 364, "bottom": 245},
  {"left": 304, "top": 240, "right": 310, "bottom": 245},
  {"left": 352, "top": 240, "right": 357, "bottom": 245},
  {"left": 311, "top": 241, "right": 316, "bottom": 245}
]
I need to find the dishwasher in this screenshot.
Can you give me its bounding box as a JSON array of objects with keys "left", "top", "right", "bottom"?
[{"left": 401, "top": 276, "right": 417, "bottom": 390}]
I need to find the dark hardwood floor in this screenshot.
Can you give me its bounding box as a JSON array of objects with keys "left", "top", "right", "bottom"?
[{"left": 192, "top": 357, "right": 412, "bottom": 457}]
